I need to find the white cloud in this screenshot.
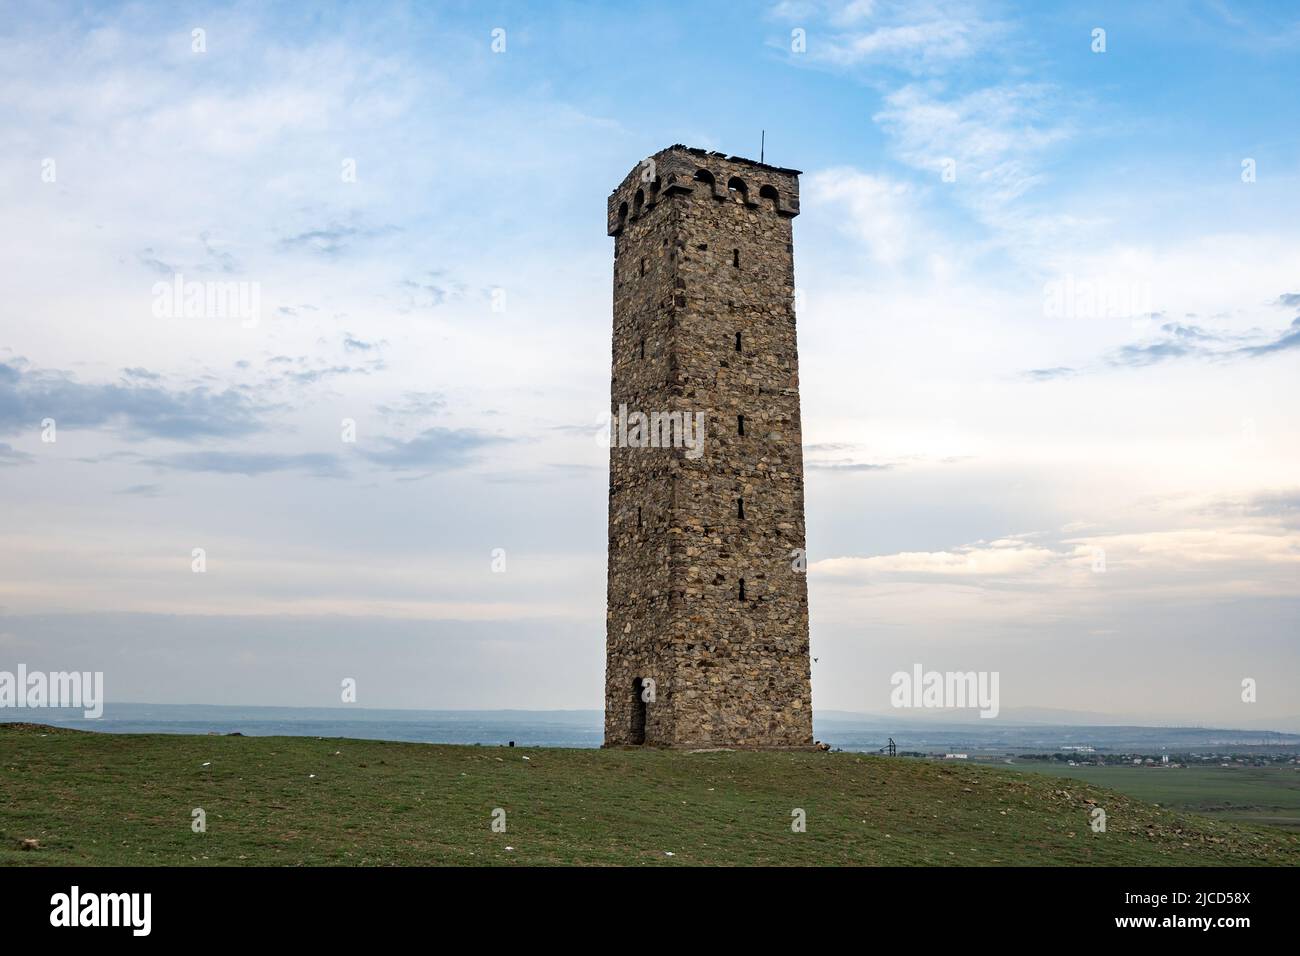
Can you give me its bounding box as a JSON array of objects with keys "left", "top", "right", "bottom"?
[
  {"left": 812, "top": 516, "right": 1300, "bottom": 610},
  {"left": 804, "top": 168, "right": 921, "bottom": 266},
  {"left": 830, "top": 0, "right": 879, "bottom": 26},
  {"left": 822, "top": 18, "right": 990, "bottom": 66},
  {"left": 815, "top": 541, "right": 1057, "bottom": 577},
  {"left": 783, "top": 1, "right": 1005, "bottom": 72},
  {"left": 874, "top": 83, "right": 1071, "bottom": 209}
]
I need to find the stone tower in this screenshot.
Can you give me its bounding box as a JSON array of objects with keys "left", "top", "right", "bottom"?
[{"left": 603, "top": 145, "right": 813, "bottom": 749}]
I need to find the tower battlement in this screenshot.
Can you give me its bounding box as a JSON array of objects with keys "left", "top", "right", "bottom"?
[
  {"left": 607, "top": 145, "right": 801, "bottom": 237},
  {"left": 603, "top": 145, "right": 813, "bottom": 750}
]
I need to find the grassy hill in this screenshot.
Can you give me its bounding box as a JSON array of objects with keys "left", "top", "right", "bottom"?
[
  {"left": 1007, "top": 761, "right": 1300, "bottom": 831},
  {"left": 2, "top": 723, "right": 1298, "bottom": 866}
]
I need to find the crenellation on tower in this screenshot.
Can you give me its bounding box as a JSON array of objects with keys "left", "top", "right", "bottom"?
[
  {"left": 607, "top": 146, "right": 801, "bottom": 237},
  {"left": 604, "top": 144, "right": 813, "bottom": 750}
]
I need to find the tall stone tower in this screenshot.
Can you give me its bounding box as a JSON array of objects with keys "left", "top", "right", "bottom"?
[{"left": 604, "top": 145, "right": 813, "bottom": 749}]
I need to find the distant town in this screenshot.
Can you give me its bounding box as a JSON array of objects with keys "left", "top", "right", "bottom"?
[{"left": 945, "top": 751, "right": 1300, "bottom": 768}]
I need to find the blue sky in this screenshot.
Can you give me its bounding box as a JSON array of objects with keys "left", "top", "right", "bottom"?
[{"left": 1, "top": 0, "right": 1298, "bottom": 726}]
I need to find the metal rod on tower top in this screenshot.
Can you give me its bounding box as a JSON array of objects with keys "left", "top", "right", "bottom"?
[{"left": 761, "top": 130, "right": 765, "bottom": 164}]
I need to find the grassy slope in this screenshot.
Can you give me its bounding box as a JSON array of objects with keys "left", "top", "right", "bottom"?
[
  {"left": 1006, "top": 762, "right": 1300, "bottom": 831},
  {"left": 2, "top": 724, "right": 1297, "bottom": 866}
]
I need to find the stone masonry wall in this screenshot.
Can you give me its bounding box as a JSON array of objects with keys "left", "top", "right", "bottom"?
[{"left": 604, "top": 146, "right": 813, "bottom": 749}]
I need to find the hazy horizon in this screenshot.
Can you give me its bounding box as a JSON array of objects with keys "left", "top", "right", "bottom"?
[{"left": 5, "top": 693, "right": 1300, "bottom": 735}]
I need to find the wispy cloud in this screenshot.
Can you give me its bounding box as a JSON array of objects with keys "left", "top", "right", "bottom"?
[
  {"left": 360, "top": 427, "right": 510, "bottom": 472},
  {"left": 144, "top": 451, "right": 346, "bottom": 478},
  {"left": 805, "top": 458, "right": 894, "bottom": 472},
  {"left": 0, "top": 361, "right": 265, "bottom": 440},
  {"left": 777, "top": 0, "right": 1007, "bottom": 73},
  {"left": 1235, "top": 317, "right": 1300, "bottom": 357},
  {"left": 121, "top": 367, "right": 162, "bottom": 382},
  {"left": 376, "top": 392, "right": 448, "bottom": 420},
  {"left": 1020, "top": 309, "right": 1300, "bottom": 378},
  {"left": 135, "top": 248, "right": 177, "bottom": 276},
  {"left": 815, "top": 539, "right": 1058, "bottom": 578},
  {"left": 1105, "top": 316, "right": 1300, "bottom": 368},
  {"left": 398, "top": 271, "right": 468, "bottom": 311},
  {"left": 342, "top": 333, "right": 385, "bottom": 352},
  {"left": 0, "top": 442, "right": 34, "bottom": 466},
  {"left": 278, "top": 220, "right": 400, "bottom": 257},
  {"left": 805, "top": 169, "right": 918, "bottom": 266},
  {"left": 786, "top": 2, "right": 1073, "bottom": 254},
  {"left": 820, "top": 16, "right": 1002, "bottom": 70},
  {"left": 115, "top": 483, "right": 163, "bottom": 496},
  {"left": 277, "top": 365, "right": 370, "bottom": 386},
  {"left": 1203, "top": 488, "right": 1300, "bottom": 527},
  {"left": 874, "top": 82, "right": 1070, "bottom": 208},
  {"left": 199, "top": 231, "right": 239, "bottom": 273},
  {"left": 1023, "top": 366, "right": 1075, "bottom": 382},
  {"left": 814, "top": 523, "right": 1300, "bottom": 594}
]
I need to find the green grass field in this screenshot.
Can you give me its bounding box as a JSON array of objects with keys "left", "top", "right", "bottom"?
[
  {"left": 3, "top": 723, "right": 1298, "bottom": 866},
  {"left": 1005, "top": 762, "right": 1300, "bottom": 831}
]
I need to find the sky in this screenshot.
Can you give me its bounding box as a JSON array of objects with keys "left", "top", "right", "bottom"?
[{"left": 1, "top": 0, "right": 1297, "bottom": 727}]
